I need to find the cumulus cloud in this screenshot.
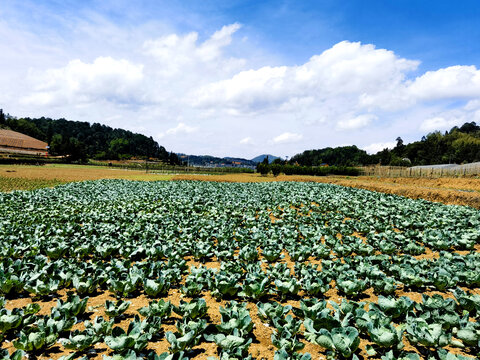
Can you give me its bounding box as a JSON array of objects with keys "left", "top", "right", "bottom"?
[
  {"left": 4, "top": 15, "right": 480, "bottom": 157},
  {"left": 409, "top": 65, "right": 480, "bottom": 101},
  {"left": 272, "top": 132, "right": 303, "bottom": 144},
  {"left": 362, "top": 142, "right": 397, "bottom": 154},
  {"left": 143, "top": 23, "right": 244, "bottom": 79},
  {"left": 22, "top": 57, "right": 144, "bottom": 106},
  {"left": 193, "top": 41, "right": 419, "bottom": 121}
]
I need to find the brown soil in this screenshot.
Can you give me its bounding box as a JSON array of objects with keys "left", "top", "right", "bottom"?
[
  {"left": 3, "top": 232, "right": 477, "bottom": 360},
  {"left": 2, "top": 170, "right": 479, "bottom": 359}
]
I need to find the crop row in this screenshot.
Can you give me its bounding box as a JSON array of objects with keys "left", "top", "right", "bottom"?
[
  {"left": 1, "top": 180, "right": 479, "bottom": 359},
  {"left": 1, "top": 291, "right": 479, "bottom": 360}
]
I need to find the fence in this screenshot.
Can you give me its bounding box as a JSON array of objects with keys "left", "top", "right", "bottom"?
[{"left": 361, "top": 163, "right": 480, "bottom": 178}]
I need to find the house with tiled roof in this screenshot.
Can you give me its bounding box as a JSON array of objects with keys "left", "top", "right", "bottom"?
[{"left": 0, "top": 129, "right": 48, "bottom": 155}]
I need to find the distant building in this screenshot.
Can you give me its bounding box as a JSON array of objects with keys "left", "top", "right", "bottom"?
[{"left": 0, "top": 129, "right": 48, "bottom": 156}]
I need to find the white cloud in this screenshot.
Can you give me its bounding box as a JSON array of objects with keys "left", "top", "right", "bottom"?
[
  {"left": 158, "top": 122, "right": 198, "bottom": 138},
  {"left": 419, "top": 115, "right": 471, "bottom": 133},
  {"left": 362, "top": 142, "right": 397, "bottom": 154},
  {"left": 419, "top": 101, "right": 480, "bottom": 132},
  {"left": 193, "top": 41, "right": 419, "bottom": 119},
  {"left": 420, "top": 117, "right": 452, "bottom": 132},
  {"left": 239, "top": 137, "right": 253, "bottom": 145},
  {"left": 465, "top": 99, "right": 480, "bottom": 111},
  {"left": 409, "top": 65, "right": 480, "bottom": 101},
  {"left": 22, "top": 57, "right": 144, "bottom": 106},
  {"left": 145, "top": 23, "right": 240, "bottom": 63},
  {"left": 337, "top": 114, "right": 377, "bottom": 130},
  {"left": 272, "top": 132, "right": 303, "bottom": 144},
  {"left": 143, "top": 23, "right": 244, "bottom": 79},
  {"left": 3, "top": 8, "right": 480, "bottom": 159}
]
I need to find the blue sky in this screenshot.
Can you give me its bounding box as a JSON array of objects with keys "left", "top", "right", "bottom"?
[
  {"left": 183, "top": 0, "right": 480, "bottom": 70},
  {"left": 1, "top": 0, "right": 480, "bottom": 158}
]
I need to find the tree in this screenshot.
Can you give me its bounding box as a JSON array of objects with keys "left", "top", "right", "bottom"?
[
  {"left": 46, "top": 123, "right": 53, "bottom": 144},
  {"left": 392, "top": 137, "right": 406, "bottom": 158},
  {"left": 377, "top": 148, "right": 391, "bottom": 165},
  {"left": 4, "top": 115, "right": 176, "bottom": 162},
  {"left": 289, "top": 146, "right": 373, "bottom": 167},
  {"left": 49, "top": 134, "right": 65, "bottom": 156},
  {"left": 49, "top": 134, "right": 86, "bottom": 162},
  {"left": 108, "top": 138, "right": 129, "bottom": 159},
  {"left": 0, "top": 109, "right": 5, "bottom": 126},
  {"left": 256, "top": 163, "right": 270, "bottom": 176},
  {"left": 270, "top": 164, "right": 282, "bottom": 176},
  {"left": 67, "top": 137, "right": 87, "bottom": 162},
  {"left": 7, "top": 118, "right": 44, "bottom": 140},
  {"left": 459, "top": 122, "right": 479, "bottom": 134},
  {"left": 168, "top": 152, "right": 180, "bottom": 165}
]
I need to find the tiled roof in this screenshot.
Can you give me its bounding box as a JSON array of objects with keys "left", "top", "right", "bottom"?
[{"left": 0, "top": 129, "right": 48, "bottom": 151}]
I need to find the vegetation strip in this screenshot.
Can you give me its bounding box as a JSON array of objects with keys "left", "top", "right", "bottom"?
[{"left": 1, "top": 180, "right": 479, "bottom": 359}]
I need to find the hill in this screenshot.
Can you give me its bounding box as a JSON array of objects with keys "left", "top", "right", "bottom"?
[
  {"left": 177, "top": 154, "right": 256, "bottom": 168},
  {"left": 288, "top": 122, "right": 480, "bottom": 167},
  {"left": 251, "top": 154, "right": 280, "bottom": 163},
  {"left": 290, "top": 146, "right": 371, "bottom": 167},
  {"left": 0, "top": 111, "right": 180, "bottom": 164}
]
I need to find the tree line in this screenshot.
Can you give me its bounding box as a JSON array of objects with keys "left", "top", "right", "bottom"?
[
  {"left": 0, "top": 113, "right": 180, "bottom": 164},
  {"left": 257, "top": 158, "right": 360, "bottom": 176},
  {"left": 288, "top": 121, "right": 480, "bottom": 167},
  {"left": 2, "top": 109, "right": 479, "bottom": 168}
]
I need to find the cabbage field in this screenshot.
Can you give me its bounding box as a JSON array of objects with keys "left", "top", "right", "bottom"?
[{"left": 1, "top": 180, "right": 480, "bottom": 360}]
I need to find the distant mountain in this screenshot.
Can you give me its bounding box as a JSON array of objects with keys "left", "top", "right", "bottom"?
[
  {"left": 177, "top": 153, "right": 257, "bottom": 168},
  {"left": 251, "top": 154, "right": 280, "bottom": 164}
]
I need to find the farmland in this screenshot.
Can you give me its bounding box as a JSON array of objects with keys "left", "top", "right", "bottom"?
[
  {"left": 3, "top": 164, "right": 480, "bottom": 207},
  {"left": 1, "top": 180, "right": 480, "bottom": 360},
  {"left": 0, "top": 165, "right": 173, "bottom": 192}
]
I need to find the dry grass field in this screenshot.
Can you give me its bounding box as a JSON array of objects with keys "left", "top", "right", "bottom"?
[
  {"left": 0, "top": 164, "right": 172, "bottom": 191},
  {"left": 2, "top": 164, "right": 480, "bottom": 207}
]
